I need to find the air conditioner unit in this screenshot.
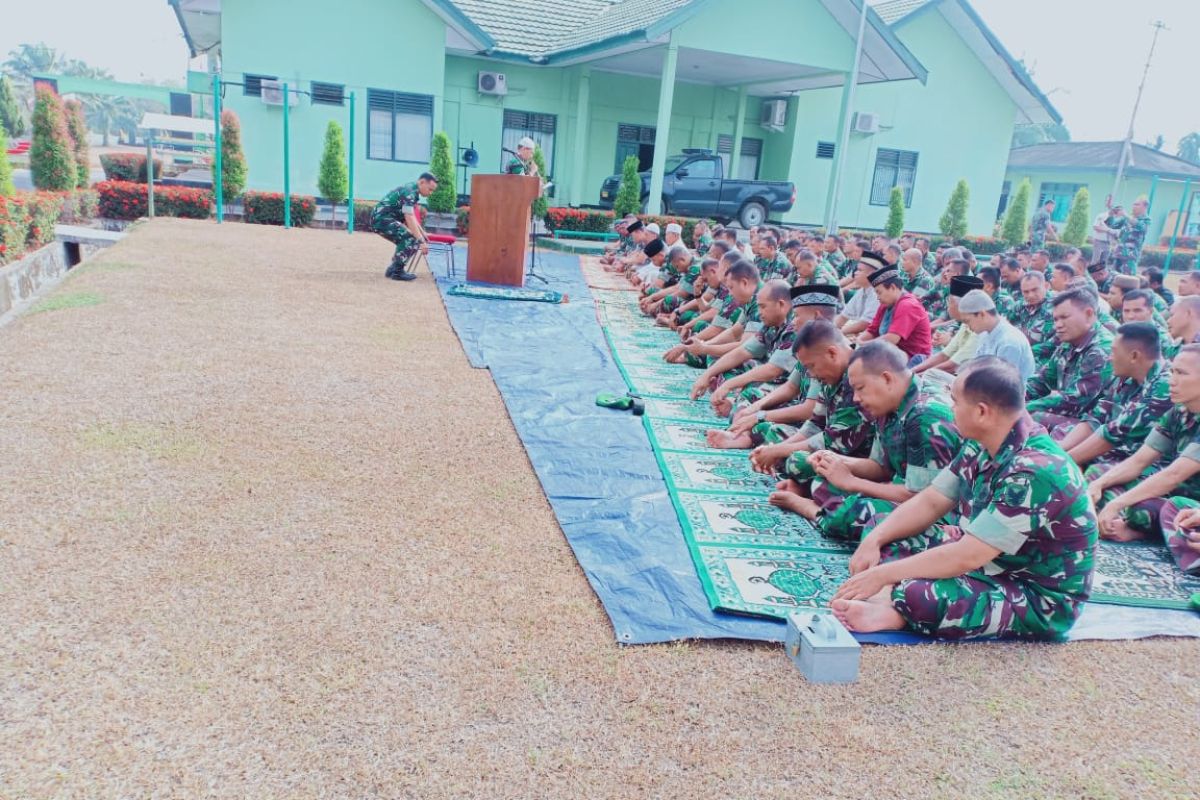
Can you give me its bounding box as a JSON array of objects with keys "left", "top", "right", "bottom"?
[
  {"left": 260, "top": 80, "right": 299, "bottom": 107},
  {"left": 478, "top": 71, "right": 508, "bottom": 96},
  {"left": 852, "top": 111, "right": 880, "bottom": 134},
  {"left": 761, "top": 98, "right": 788, "bottom": 131}
]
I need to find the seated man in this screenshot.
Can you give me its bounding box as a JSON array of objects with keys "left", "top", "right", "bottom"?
[
  {"left": 1008, "top": 271, "right": 1057, "bottom": 361},
  {"left": 831, "top": 357, "right": 1097, "bottom": 640},
  {"left": 708, "top": 285, "right": 842, "bottom": 449},
  {"left": 858, "top": 254, "right": 933, "bottom": 368},
  {"left": 630, "top": 238, "right": 668, "bottom": 289},
  {"left": 372, "top": 171, "right": 437, "bottom": 281},
  {"left": 959, "top": 289, "right": 1037, "bottom": 383},
  {"left": 661, "top": 243, "right": 733, "bottom": 329},
  {"left": 787, "top": 340, "right": 962, "bottom": 540},
  {"left": 692, "top": 220, "right": 713, "bottom": 256},
  {"left": 599, "top": 216, "right": 635, "bottom": 266},
  {"left": 1050, "top": 262, "right": 1075, "bottom": 294},
  {"left": 670, "top": 250, "right": 739, "bottom": 342},
  {"left": 899, "top": 247, "right": 938, "bottom": 304},
  {"left": 663, "top": 222, "right": 683, "bottom": 249},
  {"left": 924, "top": 256, "right": 967, "bottom": 325},
  {"left": 1025, "top": 288, "right": 1113, "bottom": 430},
  {"left": 835, "top": 260, "right": 881, "bottom": 338},
  {"left": 914, "top": 276, "right": 984, "bottom": 378},
  {"left": 978, "top": 266, "right": 1015, "bottom": 320},
  {"left": 756, "top": 235, "right": 793, "bottom": 283},
  {"left": 1087, "top": 260, "right": 1115, "bottom": 296},
  {"left": 1088, "top": 344, "right": 1200, "bottom": 550},
  {"left": 639, "top": 244, "right": 693, "bottom": 316},
  {"left": 821, "top": 235, "right": 848, "bottom": 278},
  {"left": 1166, "top": 295, "right": 1200, "bottom": 355},
  {"left": 1177, "top": 269, "right": 1200, "bottom": 298},
  {"left": 1058, "top": 322, "right": 1172, "bottom": 470},
  {"left": 666, "top": 258, "right": 760, "bottom": 367},
  {"left": 689, "top": 279, "right": 794, "bottom": 415},
  {"left": 998, "top": 257, "right": 1025, "bottom": 299},
  {"left": 748, "top": 320, "right": 874, "bottom": 510},
  {"left": 1119, "top": 289, "right": 1169, "bottom": 340}
]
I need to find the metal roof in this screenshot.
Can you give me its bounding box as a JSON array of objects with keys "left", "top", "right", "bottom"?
[
  {"left": 1008, "top": 142, "right": 1200, "bottom": 179},
  {"left": 871, "top": 0, "right": 930, "bottom": 25}
]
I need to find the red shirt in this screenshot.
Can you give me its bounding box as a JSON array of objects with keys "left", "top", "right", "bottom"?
[{"left": 867, "top": 292, "right": 932, "bottom": 358}]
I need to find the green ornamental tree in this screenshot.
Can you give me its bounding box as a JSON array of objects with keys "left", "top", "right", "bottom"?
[
  {"left": 531, "top": 144, "right": 549, "bottom": 218},
  {"left": 0, "top": 124, "right": 14, "bottom": 196},
  {"left": 0, "top": 75, "right": 24, "bottom": 138},
  {"left": 938, "top": 179, "right": 970, "bottom": 241},
  {"left": 1000, "top": 178, "right": 1033, "bottom": 246},
  {"left": 29, "top": 86, "right": 76, "bottom": 191},
  {"left": 64, "top": 98, "right": 89, "bottom": 187},
  {"left": 613, "top": 154, "right": 642, "bottom": 218},
  {"left": 426, "top": 131, "right": 456, "bottom": 214},
  {"left": 1060, "top": 186, "right": 1091, "bottom": 246},
  {"left": 885, "top": 186, "right": 905, "bottom": 239},
  {"left": 317, "top": 120, "right": 349, "bottom": 221},
  {"left": 220, "top": 109, "right": 248, "bottom": 199}
]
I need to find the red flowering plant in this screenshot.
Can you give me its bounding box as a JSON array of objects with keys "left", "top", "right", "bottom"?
[
  {"left": 0, "top": 195, "right": 31, "bottom": 265},
  {"left": 97, "top": 181, "right": 212, "bottom": 220},
  {"left": 242, "top": 191, "right": 316, "bottom": 226}
]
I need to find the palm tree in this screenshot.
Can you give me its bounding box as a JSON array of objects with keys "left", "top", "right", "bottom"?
[
  {"left": 2, "top": 43, "right": 66, "bottom": 113},
  {"left": 1178, "top": 133, "right": 1200, "bottom": 165}
]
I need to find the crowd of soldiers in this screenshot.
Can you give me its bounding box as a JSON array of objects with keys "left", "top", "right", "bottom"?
[{"left": 597, "top": 213, "right": 1200, "bottom": 640}]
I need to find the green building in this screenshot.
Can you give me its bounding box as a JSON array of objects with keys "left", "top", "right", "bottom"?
[
  {"left": 1004, "top": 141, "right": 1200, "bottom": 245},
  {"left": 170, "top": 0, "right": 1058, "bottom": 235}
]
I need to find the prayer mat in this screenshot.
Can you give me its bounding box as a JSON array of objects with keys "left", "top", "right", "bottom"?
[
  {"left": 641, "top": 396, "right": 726, "bottom": 425},
  {"left": 643, "top": 417, "right": 725, "bottom": 452},
  {"left": 654, "top": 449, "right": 775, "bottom": 495},
  {"left": 693, "top": 544, "right": 854, "bottom": 618},
  {"left": 580, "top": 256, "right": 638, "bottom": 292},
  {"left": 447, "top": 284, "right": 566, "bottom": 303},
  {"left": 1091, "top": 540, "right": 1200, "bottom": 611}
]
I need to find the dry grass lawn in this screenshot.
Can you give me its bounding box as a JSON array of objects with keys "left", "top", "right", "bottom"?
[{"left": 0, "top": 218, "right": 1196, "bottom": 799}]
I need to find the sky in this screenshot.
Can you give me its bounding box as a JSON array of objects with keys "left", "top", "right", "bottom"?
[{"left": 3, "top": 0, "right": 1199, "bottom": 150}]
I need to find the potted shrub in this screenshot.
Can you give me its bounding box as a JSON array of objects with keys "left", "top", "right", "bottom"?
[{"left": 423, "top": 131, "right": 458, "bottom": 234}]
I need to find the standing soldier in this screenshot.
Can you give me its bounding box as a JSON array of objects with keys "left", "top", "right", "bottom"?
[
  {"left": 505, "top": 137, "right": 540, "bottom": 176},
  {"left": 1113, "top": 198, "right": 1151, "bottom": 275},
  {"left": 1029, "top": 198, "right": 1058, "bottom": 250},
  {"left": 372, "top": 172, "right": 437, "bottom": 282}
]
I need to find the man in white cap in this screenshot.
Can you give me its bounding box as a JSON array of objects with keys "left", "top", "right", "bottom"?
[
  {"left": 505, "top": 137, "right": 541, "bottom": 177},
  {"left": 663, "top": 222, "right": 683, "bottom": 249},
  {"left": 958, "top": 288, "right": 1036, "bottom": 383}
]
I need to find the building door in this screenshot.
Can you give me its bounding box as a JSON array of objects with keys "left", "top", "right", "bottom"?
[{"left": 615, "top": 124, "right": 656, "bottom": 173}]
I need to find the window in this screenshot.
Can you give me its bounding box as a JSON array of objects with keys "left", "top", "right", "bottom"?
[
  {"left": 1186, "top": 192, "right": 1200, "bottom": 238},
  {"left": 243, "top": 73, "right": 277, "bottom": 98},
  {"left": 717, "top": 135, "right": 763, "bottom": 179},
  {"left": 869, "top": 148, "right": 919, "bottom": 206},
  {"left": 311, "top": 81, "right": 345, "bottom": 106},
  {"left": 618, "top": 124, "right": 657, "bottom": 144},
  {"left": 501, "top": 110, "right": 556, "bottom": 176},
  {"left": 816, "top": 141, "right": 836, "bottom": 159},
  {"left": 996, "top": 180, "right": 1012, "bottom": 220},
  {"left": 367, "top": 89, "right": 433, "bottom": 163},
  {"left": 682, "top": 158, "right": 717, "bottom": 179},
  {"left": 1038, "top": 182, "right": 1085, "bottom": 222}
]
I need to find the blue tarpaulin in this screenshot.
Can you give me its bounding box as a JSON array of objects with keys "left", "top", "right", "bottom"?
[{"left": 432, "top": 247, "right": 1200, "bottom": 645}]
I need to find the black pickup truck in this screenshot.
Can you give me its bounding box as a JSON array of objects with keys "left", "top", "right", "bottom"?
[{"left": 598, "top": 149, "right": 795, "bottom": 228}]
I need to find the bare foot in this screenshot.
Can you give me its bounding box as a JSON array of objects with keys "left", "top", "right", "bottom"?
[
  {"left": 775, "top": 478, "right": 802, "bottom": 493},
  {"left": 769, "top": 491, "right": 820, "bottom": 519},
  {"left": 705, "top": 429, "right": 754, "bottom": 450},
  {"left": 1100, "top": 518, "right": 1148, "bottom": 542},
  {"left": 831, "top": 596, "right": 905, "bottom": 633},
  {"left": 712, "top": 398, "right": 733, "bottom": 417}
]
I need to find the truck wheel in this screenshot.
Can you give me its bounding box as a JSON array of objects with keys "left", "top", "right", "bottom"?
[{"left": 738, "top": 201, "right": 767, "bottom": 229}]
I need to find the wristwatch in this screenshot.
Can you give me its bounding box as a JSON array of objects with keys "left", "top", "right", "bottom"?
[{"left": 756, "top": 410, "right": 767, "bottom": 422}]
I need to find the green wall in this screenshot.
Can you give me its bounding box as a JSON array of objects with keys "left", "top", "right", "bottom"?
[
  {"left": 221, "top": 0, "right": 446, "bottom": 201},
  {"left": 785, "top": 9, "right": 1018, "bottom": 235},
  {"left": 1002, "top": 169, "right": 1195, "bottom": 243},
  {"left": 674, "top": 0, "right": 852, "bottom": 72}
]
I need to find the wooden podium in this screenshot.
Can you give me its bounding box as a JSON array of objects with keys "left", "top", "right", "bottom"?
[{"left": 466, "top": 174, "right": 542, "bottom": 287}]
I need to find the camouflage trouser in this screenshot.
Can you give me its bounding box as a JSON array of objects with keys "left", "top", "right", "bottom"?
[
  {"left": 750, "top": 421, "right": 798, "bottom": 447},
  {"left": 1112, "top": 256, "right": 1138, "bottom": 276},
  {"left": 1159, "top": 497, "right": 1200, "bottom": 575},
  {"left": 677, "top": 309, "right": 701, "bottom": 326},
  {"left": 880, "top": 523, "right": 964, "bottom": 562},
  {"left": 373, "top": 215, "right": 419, "bottom": 265},
  {"left": 661, "top": 294, "right": 687, "bottom": 314},
  {"left": 892, "top": 572, "right": 1076, "bottom": 640},
  {"left": 1032, "top": 411, "right": 1082, "bottom": 435},
  {"left": 1085, "top": 462, "right": 1163, "bottom": 533},
  {"left": 811, "top": 481, "right": 901, "bottom": 542},
  {"left": 782, "top": 450, "right": 816, "bottom": 483}
]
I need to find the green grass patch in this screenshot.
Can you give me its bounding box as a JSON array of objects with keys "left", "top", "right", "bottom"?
[{"left": 31, "top": 291, "right": 103, "bottom": 314}]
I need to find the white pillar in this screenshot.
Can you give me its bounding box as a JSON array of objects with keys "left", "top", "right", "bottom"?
[
  {"left": 646, "top": 40, "right": 679, "bottom": 216},
  {"left": 570, "top": 67, "right": 591, "bottom": 207},
  {"left": 729, "top": 86, "right": 747, "bottom": 180},
  {"left": 824, "top": 0, "right": 869, "bottom": 233}
]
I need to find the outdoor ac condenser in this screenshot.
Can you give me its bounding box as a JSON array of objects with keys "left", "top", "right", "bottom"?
[
  {"left": 761, "top": 98, "right": 788, "bottom": 131},
  {"left": 852, "top": 111, "right": 881, "bottom": 134},
  {"left": 478, "top": 71, "right": 508, "bottom": 96},
  {"left": 260, "top": 80, "right": 299, "bottom": 107}
]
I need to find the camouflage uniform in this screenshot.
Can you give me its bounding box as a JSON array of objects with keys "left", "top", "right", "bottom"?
[
  {"left": 1113, "top": 213, "right": 1151, "bottom": 275},
  {"left": 1091, "top": 403, "right": 1200, "bottom": 534},
  {"left": 712, "top": 311, "right": 796, "bottom": 390},
  {"left": 748, "top": 366, "right": 813, "bottom": 446},
  {"left": 892, "top": 415, "right": 1098, "bottom": 640},
  {"left": 505, "top": 156, "right": 532, "bottom": 175},
  {"left": 1008, "top": 298, "right": 1057, "bottom": 361},
  {"left": 757, "top": 253, "right": 795, "bottom": 284},
  {"left": 697, "top": 233, "right": 713, "bottom": 256},
  {"left": 1026, "top": 324, "right": 1114, "bottom": 428},
  {"left": 661, "top": 261, "right": 702, "bottom": 314},
  {"left": 1078, "top": 360, "right": 1172, "bottom": 467},
  {"left": 923, "top": 251, "right": 938, "bottom": 273},
  {"left": 372, "top": 182, "right": 423, "bottom": 267},
  {"left": 822, "top": 249, "right": 847, "bottom": 278},
  {"left": 923, "top": 284, "right": 950, "bottom": 322},
  {"left": 1030, "top": 208, "right": 1053, "bottom": 250},
  {"left": 992, "top": 291, "right": 1016, "bottom": 321},
  {"left": 812, "top": 375, "right": 962, "bottom": 541},
  {"left": 1158, "top": 498, "right": 1200, "bottom": 575},
  {"left": 780, "top": 371, "right": 873, "bottom": 481},
  {"left": 901, "top": 267, "right": 939, "bottom": 304},
  {"left": 689, "top": 285, "right": 733, "bottom": 336},
  {"left": 837, "top": 257, "right": 860, "bottom": 282},
  {"left": 687, "top": 289, "right": 762, "bottom": 369}
]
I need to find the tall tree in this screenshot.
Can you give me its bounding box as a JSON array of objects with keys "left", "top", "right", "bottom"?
[
  {"left": 426, "top": 131, "right": 456, "bottom": 213},
  {"left": 531, "top": 145, "right": 548, "bottom": 219},
  {"left": 1178, "top": 133, "right": 1200, "bottom": 165},
  {"left": 64, "top": 98, "right": 89, "bottom": 187},
  {"left": 885, "top": 186, "right": 905, "bottom": 239},
  {"left": 0, "top": 75, "right": 24, "bottom": 137},
  {"left": 317, "top": 120, "right": 349, "bottom": 222},
  {"left": 613, "top": 155, "right": 641, "bottom": 218},
  {"left": 1000, "top": 178, "right": 1033, "bottom": 246},
  {"left": 1060, "top": 187, "right": 1090, "bottom": 246},
  {"left": 29, "top": 86, "right": 76, "bottom": 191},
  {"left": 938, "top": 179, "right": 970, "bottom": 241},
  {"left": 1011, "top": 122, "right": 1071, "bottom": 148},
  {"left": 220, "top": 109, "right": 248, "bottom": 199},
  {"left": 2, "top": 43, "right": 66, "bottom": 113}
]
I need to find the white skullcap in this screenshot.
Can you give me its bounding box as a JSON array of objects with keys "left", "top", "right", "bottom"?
[
  {"left": 645, "top": 222, "right": 661, "bottom": 235},
  {"left": 518, "top": 137, "right": 537, "bottom": 150},
  {"left": 665, "top": 223, "right": 683, "bottom": 235}
]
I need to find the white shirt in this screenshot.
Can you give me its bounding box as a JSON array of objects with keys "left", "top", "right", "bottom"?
[{"left": 842, "top": 286, "right": 881, "bottom": 324}]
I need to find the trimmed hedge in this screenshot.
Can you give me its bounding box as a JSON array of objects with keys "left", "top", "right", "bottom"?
[
  {"left": 1140, "top": 246, "right": 1196, "bottom": 271},
  {"left": 25, "top": 191, "right": 64, "bottom": 250},
  {"left": 1160, "top": 235, "right": 1199, "bottom": 250},
  {"left": 242, "top": 191, "right": 316, "bottom": 226},
  {"left": 0, "top": 195, "right": 30, "bottom": 264},
  {"left": 543, "top": 208, "right": 714, "bottom": 244},
  {"left": 99, "top": 153, "right": 163, "bottom": 183},
  {"left": 354, "top": 199, "right": 375, "bottom": 233},
  {"left": 58, "top": 189, "right": 98, "bottom": 223},
  {"left": 97, "top": 180, "right": 212, "bottom": 220}
]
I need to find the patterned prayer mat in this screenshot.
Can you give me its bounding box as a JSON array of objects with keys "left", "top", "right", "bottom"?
[
  {"left": 641, "top": 396, "right": 726, "bottom": 424},
  {"left": 580, "top": 256, "right": 639, "bottom": 292},
  {"left": 447, "top": 284, "right": 566, "bottom": 303},
  {"left": 1091, "top": 540, "right": 1200, "bottom": 611}
]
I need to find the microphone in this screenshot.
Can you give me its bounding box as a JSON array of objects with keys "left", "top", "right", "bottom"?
[{"left": 502, "top": 147, "right": 519, "bottom": 156}]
